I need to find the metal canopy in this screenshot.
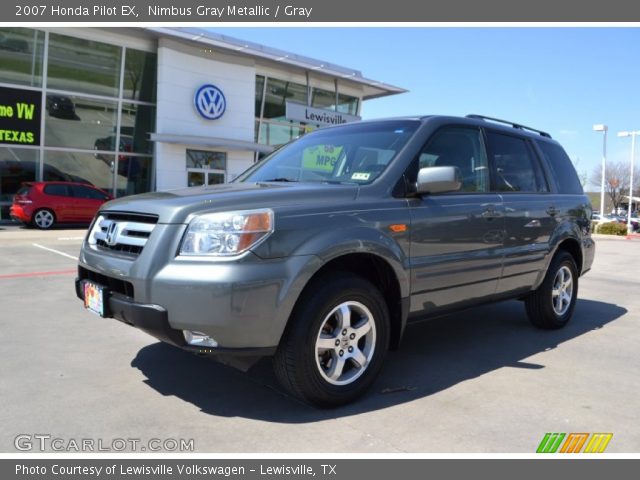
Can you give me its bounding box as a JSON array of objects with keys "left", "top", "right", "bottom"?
[
  {"left": 146, "top": 27, "right": 407, "bottom": 100},
  {"left": 150, "top": 133, "right": 275, "bottom": 154}
]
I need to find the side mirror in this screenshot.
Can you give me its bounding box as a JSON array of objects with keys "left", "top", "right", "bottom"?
[{"left": 416, "top": 166, "right": 462, "bottom": 194}]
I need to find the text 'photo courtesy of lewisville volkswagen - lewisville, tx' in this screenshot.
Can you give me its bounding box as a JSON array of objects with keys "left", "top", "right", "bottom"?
[{"left": 0, "top": 23, "right": 639, "bottom": 463}]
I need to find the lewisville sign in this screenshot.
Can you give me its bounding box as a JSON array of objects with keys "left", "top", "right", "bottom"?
[
  {"left": 0, "top": 86, "right": 42, "bottom": 146},
  {"left": 285, "top": 101, "right": 360, "bottom": 127}
]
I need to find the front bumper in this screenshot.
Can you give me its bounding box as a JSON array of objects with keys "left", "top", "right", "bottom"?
[
  {"left": 76, "top": 223, "right": 321, "bottom": 352},
  {"left": 75, "top": 278, "right": 277, "bottom": 356}
]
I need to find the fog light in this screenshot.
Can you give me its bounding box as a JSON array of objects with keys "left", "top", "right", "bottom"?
[{"left": 183, "top": 330, "right": 218, "bottom": 347}]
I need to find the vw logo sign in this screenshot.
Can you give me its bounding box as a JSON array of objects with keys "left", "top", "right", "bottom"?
[{"left": 194, "top": 84, "right": 226, "bottom": 120}]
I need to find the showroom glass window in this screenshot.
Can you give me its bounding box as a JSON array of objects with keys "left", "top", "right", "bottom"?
[
  {"left": 124, "top": 48, "right": 157, "bottom": 103},
  {"left": 41, "top": 35, "right": 156, "bottom": 197},
  {"left": 263, "top": 78, "right": 307, "bottom": 120},
  {"left": 0, "top": 147, "right": 38, "bottom": 206},
  {"left": 311, "top": 87, "right": 335, "bottom": 110},
  {"left": 255, "top": 75, "right": 265, "bottom": 118},
  {"left": 337, "top": 94, "right": 358, "bottom": 115},
  {"left": 257, "top": 78, "right": 309, "bottom": 146},
  {"left": 45, "top": 95, "right": 119, "bottom": 150},
  {"left": 254, "top": 75, "right": 362, "bottom": 150},
  {"left": 0, "top": 28, "right": 44, "bottom": 87},
  {"left": 121, "top": 103, "right": 155, "bottom": 155},
  {"left": 47, "top": 33, "right": 121, "bottom": 97},
  {"left": 0, "top": 28, "right": 157, "bottom": 219}
]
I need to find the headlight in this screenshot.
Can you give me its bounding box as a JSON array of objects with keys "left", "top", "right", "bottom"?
[{"left": 179, "top": 209, "right": 274, "bottom": 257}]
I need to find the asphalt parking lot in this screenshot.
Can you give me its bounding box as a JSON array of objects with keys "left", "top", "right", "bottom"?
[{"left": 0, "top": 225, "right": 638, "bottom": 453}]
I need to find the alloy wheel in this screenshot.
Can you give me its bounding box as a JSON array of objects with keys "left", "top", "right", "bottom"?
[
  {"left": 314, "top": 301, "right": 377, "bottom": 386},
  {"left": 34, "top": 210, "right": 54, "bottom": 229},
  {"left": 551, "top": 265, "right": 573, "bottom": 316}
]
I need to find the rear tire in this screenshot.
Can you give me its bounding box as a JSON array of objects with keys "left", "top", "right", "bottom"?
[
  {"left": 525, "top": 251, "right": 578, "bottom": 329},
  {"left": 274, "top": 273, "right": 390, "bottom": 408},
  {"left": 32, "top": 208, "right": 56, "bottom": 230}
]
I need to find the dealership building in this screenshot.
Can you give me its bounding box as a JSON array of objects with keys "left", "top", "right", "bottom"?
[{"left": 0, "top": 27, "right": 405, "bottom": 220}]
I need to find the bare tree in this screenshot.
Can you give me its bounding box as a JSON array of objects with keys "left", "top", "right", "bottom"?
[
  {"left": 126, "top": 54, "right": 142, "bottom": 101},
  {"left": 590, "top": 161, "right": 640, "bottom": 213}
]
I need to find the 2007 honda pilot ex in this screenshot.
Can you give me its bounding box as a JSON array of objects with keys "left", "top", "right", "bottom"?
[{"left": 75, "top": 114, "right": 594, "bottom": 407}]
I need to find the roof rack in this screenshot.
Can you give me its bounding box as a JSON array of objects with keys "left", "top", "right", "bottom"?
[{"left": 466, "top": 114, "right": 552, "bottom": 138}]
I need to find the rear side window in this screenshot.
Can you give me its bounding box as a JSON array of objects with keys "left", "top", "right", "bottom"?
[
  {"left": 536, "top": 140, "right": 583, "bottom": 194},
  {"left": 485, "top": 132, "right": 548, "bottom": 193},
  {"left": 71, "top": 185, "right": 108, "bottom": 200},
  {"left": 43, "top": 184, "right": 70, "bottom": 197}
]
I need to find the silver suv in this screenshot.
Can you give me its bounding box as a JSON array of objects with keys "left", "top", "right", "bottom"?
[{"left": 75, "top": 115, "right": 595, "bottom": 407}]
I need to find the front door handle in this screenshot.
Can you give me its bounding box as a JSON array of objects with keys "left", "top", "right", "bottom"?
[{"left": 546, "top": 206, "right": 559, "bottom": 216}]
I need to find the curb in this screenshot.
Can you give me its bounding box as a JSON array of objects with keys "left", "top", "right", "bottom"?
[{"left": 592, "top": 233, "right": 638, "bottom": 241}]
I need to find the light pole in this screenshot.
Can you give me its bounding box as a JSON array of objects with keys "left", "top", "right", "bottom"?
[
  {"left": 617, "top": 130, "right": 640, "bottom": 233},
  {"left": 593, "top": 124, "right": 607, "bottom": 216}
]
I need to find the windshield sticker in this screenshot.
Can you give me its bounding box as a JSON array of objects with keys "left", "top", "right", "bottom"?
[
  {"left": 302, "top": 145, "right": 343, "bottom": 172},
  {"left": 351, "top": 172, "right": 371, "bottom": 181}
]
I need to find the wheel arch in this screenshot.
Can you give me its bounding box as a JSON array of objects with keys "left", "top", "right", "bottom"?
[
  {"left": 532, "top": 226, "right": 585, "bottom": 291},
  {"left": 555, "top": 237, "right": 583, "bottom": 274},
  {"left": 290, "top": 251, "right": 409, "bottom": 350}
]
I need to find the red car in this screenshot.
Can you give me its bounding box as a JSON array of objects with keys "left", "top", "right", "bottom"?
[{"left": 10, "top": 181, "right": 112, "bottom": 229}]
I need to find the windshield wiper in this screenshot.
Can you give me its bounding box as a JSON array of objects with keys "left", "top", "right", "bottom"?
[
  {"left": 322, "top": 180, "right": 358, "bottom": 185},
  {"left": 262, "top": 178, "right": 298, "bottom": 182}
]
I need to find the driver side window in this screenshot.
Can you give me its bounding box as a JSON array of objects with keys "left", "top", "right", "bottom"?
[{"left": 417, "top": 126, "right": 489, "bottom": 193}]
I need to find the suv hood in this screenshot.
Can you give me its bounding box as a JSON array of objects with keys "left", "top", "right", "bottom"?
[{"left": 100, "top": 182, "right": 359, "bottom": 224}]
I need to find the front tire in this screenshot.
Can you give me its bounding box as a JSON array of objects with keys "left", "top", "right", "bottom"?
[
  {"left": 525, "top": 251, "right": 578, "bottom": 329},
  {"left": 32, "top": 208, "right": 56, "bottom": 230},
  {"left": 274, "top": 273, "right": 390, "bottom": 408}
]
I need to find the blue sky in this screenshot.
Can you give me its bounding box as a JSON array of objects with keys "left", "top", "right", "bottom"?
[{"left": 216, "top": 27, "right": 640, "bottom": 190}]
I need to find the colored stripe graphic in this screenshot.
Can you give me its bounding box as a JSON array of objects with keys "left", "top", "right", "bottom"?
[
  {"left": 537, "top": 433, "right": 613, "bottom": 453},
  {"left": 584, "top": 433, "right": 613, "bottom": 453},
  {"left": 560, "top": 433, "right": 589, "bottom": 453},
  {"left": 536, "top": 433, "right": 566, "bottom": 453}
]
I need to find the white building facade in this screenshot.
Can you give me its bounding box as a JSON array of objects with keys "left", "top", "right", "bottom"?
[{"left": 0, "top": 27, "right": 405, "bottom": 219}]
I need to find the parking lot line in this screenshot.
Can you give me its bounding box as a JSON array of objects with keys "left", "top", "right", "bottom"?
[
  {"left": 32, "top": 243, "right": 78, "bottom": 260},
  {"left": 0, "top": 269, "right": 77, "bottom": 280}
]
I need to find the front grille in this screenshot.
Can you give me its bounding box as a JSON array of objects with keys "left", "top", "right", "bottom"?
[
  {"left": 88, "top": 211, "right": 158, "bottom": 257},
  {"left": 100, "top": 212, "right": 158, "bottom": 224},
  {"left": 95, "top": 240, "right": 143, "bottom": 255},
  {"left": 78, "top": 266, "right": 134, "bottom": 298}
]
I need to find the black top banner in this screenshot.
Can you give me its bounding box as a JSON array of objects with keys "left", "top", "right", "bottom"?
[{"left": 2, "top": 0, "right": 640, "bottom": 22}]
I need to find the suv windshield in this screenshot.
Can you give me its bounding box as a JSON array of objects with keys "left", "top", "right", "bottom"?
[{"left": 236, "top": 120, "right": 420, "bottom": 185}]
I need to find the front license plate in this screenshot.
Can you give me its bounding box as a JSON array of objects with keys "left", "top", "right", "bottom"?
[{"left": 84, "top": 281, "right": 105, "bottom": 317}]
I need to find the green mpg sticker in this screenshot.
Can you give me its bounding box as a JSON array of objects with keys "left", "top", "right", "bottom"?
[{"left": 302, "top": 145, "right": 343, "bottom": 171}]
